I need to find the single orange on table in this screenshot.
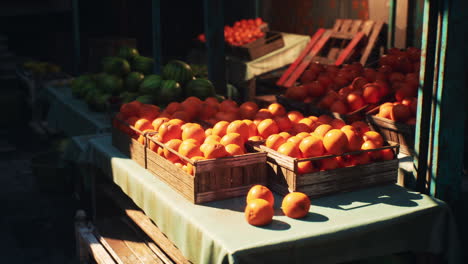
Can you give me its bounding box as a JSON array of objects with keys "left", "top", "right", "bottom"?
[
  {"left": 246, "top": 185, "right": 274, "bottom": 207},
  {"left": 245, "top": 198, "right": 274, "bottom": 226},
  {"left": 281, "top": 192, "right": 311, "bottom": 219}
]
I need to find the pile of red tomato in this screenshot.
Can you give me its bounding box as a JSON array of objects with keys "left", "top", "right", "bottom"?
[{"left": 197, "top": 17, "right": 267, "bottom": 46}]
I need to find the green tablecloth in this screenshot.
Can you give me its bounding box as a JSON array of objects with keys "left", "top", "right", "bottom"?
[
  {"left": 45, "top": 85, "right": 110, "bottom": 136},
  {"left": 84, "top": 135, "right": 460, "bottom": 264},
  {"left": 227, "top": 33, "right": 310, "bottom": 82}
]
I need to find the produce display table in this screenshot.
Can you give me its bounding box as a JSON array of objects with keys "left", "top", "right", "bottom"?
[
  {"left": 44, "top": 85, "right": 110, "bottom": 136},
  {"left": 226, "top": 33, "right": 310, "bottom": 83},
  {"left": 83, "top": 135, "right": 460, "bottom": 264}
]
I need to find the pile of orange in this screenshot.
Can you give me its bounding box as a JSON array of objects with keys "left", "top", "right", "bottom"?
[
  {"left": 262, "top": 114, "right": 394, "bottom": 174},
  {"left": 244, "top": 185, "right": 310, "bottom": 226},
  {"left": 284, "top": 47, "right": 421, "bottom": 115}
]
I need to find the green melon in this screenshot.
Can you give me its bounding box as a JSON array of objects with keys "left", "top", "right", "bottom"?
[
  {"left": 158, "top": 80, "right": 182, "bottom": 105},
  {"left": 96, "top": 74, "right": 124, "bottom": 95},
  {"left": 120, "top": 92, "right": 139, "bottom": 104},
  {"left": 132, "top": 56, "right": 155, "bottom": 75},
  {"left": 136, "top": 95, "right": 157, "bottom": 104},
  {"left": 71, "top": 74, "right": 94, "bottom": 98},
  {"left": 162, "top": 60, "right": 194, "bottom": 85},
  {"left": 139, "top": 75, "right": 163, "bottom": 95},
  {"left": 184, "top": 78, "right": 216, "bottom": 100},
  {"left": 117, "top": 46, "right": 140, "bottom": 61},
  {"left": 102, "top": 57, "right": 131, "bottom": 76},
  {"left": 125, "top": 72, "right": 145, "bottom": 92}
]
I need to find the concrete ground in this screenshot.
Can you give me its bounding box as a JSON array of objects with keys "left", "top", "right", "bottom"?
[{"left": 0, "top": 130, "right": 77, "bottom": 264}]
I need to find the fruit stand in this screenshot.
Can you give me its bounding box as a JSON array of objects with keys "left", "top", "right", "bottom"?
[{"left": 32, "top": 0, "right": 465, "bottom": 263}]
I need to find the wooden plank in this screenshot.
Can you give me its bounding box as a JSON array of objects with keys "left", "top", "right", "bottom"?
[
  {"left": 283, "top": 30, "right": 333, "bottom": 87},
  {"left": 101, "top": 184, "right": 191, "bottom": 264},
  {"left": 335, "top": 31, "right": 365, "bottom": 66},
  {"left": 332, "top": 19, "right": 343, "bottom": 31},
  {"left": 78, "top": 226, "right": 117, "bottom": 264},
  {"left": 349, "top": 20, "right": 363, "bottom": 34},
  {"left": 361, "top": 20, "right": 375, "bottom": 36},
  {"left": 360, "top": 21, "right": 384, "bottom": 66},
  {"left": 276, "top": 28, "right": 326, "bottom": 86},
  {"left": 339, "top": 19, "right": 353, "bottom": 32}
]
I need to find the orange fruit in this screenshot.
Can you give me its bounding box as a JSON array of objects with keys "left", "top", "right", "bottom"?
[
  {"left": 278, "top": 132, "right": 291, "bottom": 140},
  {"left": 184, "top": 96, "right": 203, "bottom": 105},
  {"left": 343, "top": 129, "right": 363, "bottom": 151},
  {"left": 227, "top": 120, "right": 250, "bottom": 142},
  {"left": 361, "top": 140, "right": 381, "bottom": 160},
  {"left": 138, "top": 104, "right": 160, "bottom": 120},
  {"left": 287, "top": 111, "right": 304, "bottom": 123},
  {"left": 239, "top": 102, "right": 259, "bottom": 119},
  {"left": 158, "top": 122, "right": 182, "bottom": 143},
  {"left": 363, "top": 84, "right": 381, "bottom": 104},
  {"left": 340, "top": 125, "right": 356, "bottom": 132},
  {"left": 351, "top": 121, "right": 370, "bottom": 136},
  {"left": 406, "top": 117, "right": 416, "bottom": 125},
  {"left": 285, "top": 85, "right": 308, "bottom": 101},
  {"left": 163, "top": 139, "right": 183, "bottom": 163},
  {"left": 379, "top": 102, "right": 394, "bottom": 119},
  {"left": 299, "top": 135, "right": 324, "bottom": 158},
  {"left": 274, "top": 116, "right": 293, "bottom": 132},
  {"left": 202, "top": 143, "right": 229, "bottom": 159},
  {"left": 380, "top": 148, "right": 395, "bottom": 161},
  {"left": 298, "top": 118, "right": 314, "bottom": 128},
  {"left": 212, "top": 121, "right": 230, "bottom": 137},
  {"left": 248, "top": 136, "right": 263, "bottom": 141},
  {"left": 215, "top": 110, "right": 240, "bottom": 122},
  {"left": 317, "top": 115, "right": 333, "bottom": 125},
  {"left": 134, "top": 118, "right": 153, "bottom": 132},
  {"left": 353, "top": 153, "right": 371, "bottom": 165},
  {"left": 165, "top": 102, "right": 182, "bottom": 115},
  {"left": 126, "top": 116, "right": 139, "bottom": 126},
  {"left": 323, "top": 129, "right": 349, "bottom": 155},
  {"left": 330, "top": 100, "right": 348, "bottom": 114},
  {"left": 199, "top": 103, "right": 217, "bottom": 120},
  {"left": 268, "top": 103, "right": 286, "bottom": 117},
  {"left": 265, "top": 134, "right": 287, "bottom": 150},
  {"left": 296, "top": 132, "right": 311, "bottom": 139},
  {"left": 178, "top": 140, "right": 203, "bottom": 158},
  {"left": 205, "top": 97, "right": 220, "bottom": 108},
  {"left": 204, "top": 135, "right": 221, "bottom": 144},
  {"left": 168, "top": 118, "right": 185, "bottom": 126},
  {"left": 246, "top": 185, "right": 274, "bottom": 206},
  {"left": 219, "top": 99, "right": 238, "bottom": 112},
  {"left": 181, "top": 122, "right": 201, "bottom": 130},
  {"left": 255, "top": 108, "right": 273, "bottom": 120},
  {"left": 220, "top": 133, "right": 244, "bottom": 147},
  {"left": 225, "top": 144, "right": 245, "bottom": 156},
  {"left": 183, "top": 163, "right": 194, "bottom": 175},
  {"left": 297, "top": 161, "right": 315, "bottom": 174},
  {"left": 171, "top": 111, "right": 190, "bottom": 122},
  {"left": 243, "top": 120, "right": 258, "bottom": 137},
  {"left": 286, "top": 136, "right": 302, "bottom": 148},
  {"left": 182, "top": 125, "right": 206, "bottom": 144},
  {"left": 205, "top": 128, "right": 213, "bottom": 136},
  {"left": 245, "top": 199, "right": 274, "bottom": 226},
  {"left": 120, "top": 101, "right": 140, "bottom": 118},
  {"left": 157, "top": 145, "right": 164, "bottom": 156},
  {"left": 346, "top": 92, "right": 366, "bottom": 111},
  {"left": 277, "top": 142, "right": 301, "bottom": 158},
  {"left": 313, "top": 124, "right": 333, "bottom": 139},
  {"left": 257, "top": 119, "right": 279, "bottom": 139},
  {"left": 281, "top": 192, "right": 310, "bottom": 219},
  {"left": 320, "top": 157, "right": 340, "bottom": 171},
  {"left": 152, "top": 117, "right": 170, "bottom": 131},
  {"left": 362, "top": 131, "right": 384, "bottom": 147},
  {"left": 330, "top": 119, "right": 346, "bottom": 129},
  {"left": 390, "top": 103, "right": 411, "bottom": 122},
  {"left": 292, "top": 123, "right": 311, "bottom": 134}
]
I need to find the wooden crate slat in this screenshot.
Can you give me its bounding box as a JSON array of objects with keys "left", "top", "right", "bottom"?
[
  {"left": 283, "top": 30, "right": 333, "bottom": 87},
  {"left": 77, "top": 226, "right": 119, "bottom": 264},
  {"left": 360, "top": 21, "right": 385, "bottom": 66},
  {"left": 332, "top": 19, "right": 344, "bottom": 31},
  {"left": 101, "top": 184, "right": 191, "bottom": 264},
  {"left": 335, "top": 31, "right": 365, "bottom": 66},
  {"left": 276, "top": 28, "right": 326, "bottom": 86},
  {"left": 361, "top": 20, "right": 376, "bottom": 36},
  {"left": 350, "top": 20, "right": 363, "bottom": 34},
  {"left": 339, "top": 19, "right": 353, "bottom": 32}
]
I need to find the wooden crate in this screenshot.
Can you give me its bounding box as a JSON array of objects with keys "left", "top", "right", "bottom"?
[
  {"left": 111, "top": 118, "right": 147, "bottom": 168},
  {"left": 145, "top": 135, "right": 267, "bottom": 204},
  {"left": 228, "top": 31, "right": 285, "bottom": 61},
  {"left": 366, "top": 108, "right": 415, "bottom": 155},
  {"left": 250, "top": 142, "right": 399, "bottom": 198}
]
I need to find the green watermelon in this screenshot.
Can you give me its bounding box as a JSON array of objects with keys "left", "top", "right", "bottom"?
[
  {"left": 132, "top": 56, "right": 155, "bottom": 75},
  {"left": 71, "top": 74, "right": 94, "bottom": 98},
  {"left": 120, "top": 92, "right": 139, "bottom": 103},
  {"left": 162, "top": 60, "right": 194, "bottom": 85},
  {"left": 102, "top": 57, "right": 131, "bottom": 76},
  {"left": 117, "top": 46, "right": 140, "bottom": 61},
  {"left": 96, "top": 74, "right": 124, "bottom": 95},
  {"left": 136, "top": 95, "right": 157, "bottom": 104},
  {"left": 190, "top": 64, "right": 208, "bottom": 79},
  {"left": 158, "top": 80, "right": 182, "bottom": 105},
  {"left": 139, "top": 75, "right": 162, "bottom": 94},
  {"left": 125, "top": 72, "right": 145, "bottom": 92},
  {"left": 88, "top": 93, "right": 111, "bottom": 112},
  {"left": 184, "top": 78, "right": 216, "bottom": 100}
]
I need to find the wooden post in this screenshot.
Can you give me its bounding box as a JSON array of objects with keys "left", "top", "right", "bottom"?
[
  {"left": 255, "top": 0, "right": 261, "bottom": 18},
  {"left": 388, "top": 0, "right": 397, "bottom": 49},
  {"left": 72, "top": 0, "right": 81, "bottom": 75},
  {"left": 152, "top": 0, "right": 162, "bottom": 74},
  {"left": 428, "top": 0, "right": 467, "bottom": 202},
  {"left": 203, "top": 0, "right": 226, "bottom": 95},
  {"left": 413, "top": 0, "right": 439, "bottom": 193}
]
